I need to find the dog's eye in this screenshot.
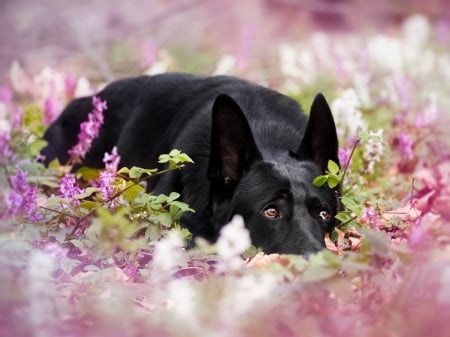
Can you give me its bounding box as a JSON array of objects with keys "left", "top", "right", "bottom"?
[
  {"left": 318, "top": 209, "right": 331, "bottom": 221},
  {"left": 263, "top": 206, "right": 279, "bottom": 219}
]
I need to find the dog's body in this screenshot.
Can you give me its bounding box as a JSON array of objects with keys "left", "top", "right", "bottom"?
[{"left": 42, "top": 73, "right": 340, "bottom": 255}]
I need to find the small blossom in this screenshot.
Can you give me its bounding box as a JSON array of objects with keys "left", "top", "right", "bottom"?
[
  {"left": 6, "top": 191, "right": 23, "bottom": 214},
  {"left": 0, "top": 131, "right": 12, "bottom": 163},
  {"left": 363, "top": 129, "right": 384, "bottom": 174},
  {"left": 396, "top": 132, "right": 414, "bottom": 160},
  {"left": 216, "top": 215, "right": 251, "bottom": 271},
  {"left": 338, "top": 147, "right": 351, "bottom": 167},
  {"left": 59, "top": 173, "right": 83, "bottom": 206},
  {"left": 415, "top": 93, "right": 438, "bottom": 127},
  {"left": 152, "top": 230, "right": 185, "bottom": 273},
  {"left": 6, "top": 169, "right": 42, "bottom": 221},
  {"left": 360, "top": 206, "right": 381, "bottom": 229},
  {"left": 98, "top": 170, "right": 115, "bottom": 202},
  {"left": 332, "top": 88, "right": 367, "bottom": 139},
  {"left": 68, "top": 96, "right": 106, "bottom": 163},
  {"left": 103, "top": 146, "right": 120, "bottom": 171},
  {"left": 43, "top": 97, "right": 62, "bottom": 125}
]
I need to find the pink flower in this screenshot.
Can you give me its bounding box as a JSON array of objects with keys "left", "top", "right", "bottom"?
[
  {"left": 6, "top": 169, "right": 42, "bottom": 221},
  {"left": 98, "top": 170, "right": 115, "bottom": 202},
  {"left": 68, "top": 96, "right": 106, "bottom": 163},
  {"left": 0, "top": 131, "right": 12, "bottom": 163},
  {"left": 103, "top": 146, "right": 120, "bottom": 171},
  {"left": 43, "top": 97, "right": 62, "bottom": 125},
  {"left": 59, "top": 173, "right": 83, "bottom": 206},
  {"left": 338, "top": 147, "right": 351, "bottom": 167},
  {"left": 360, "top": 206, "right": 381, "bottom": 229},
  {"left": 396, "top": 132, "right": 414, "bottom": 160}
]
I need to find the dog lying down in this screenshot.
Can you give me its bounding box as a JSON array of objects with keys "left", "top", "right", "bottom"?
[{"left": 41, "top": 73, "right": 340, "bottom": 256}]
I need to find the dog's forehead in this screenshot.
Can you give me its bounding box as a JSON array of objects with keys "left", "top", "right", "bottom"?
[{"left": 271, "top": 159, "right": 321, "bottom": 184}]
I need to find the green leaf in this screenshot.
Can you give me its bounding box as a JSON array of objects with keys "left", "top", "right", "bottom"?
[
  {"left": 117, "top": 167, "right": 130, "bottom": 175},
  {"left": 129, "top": 167, "right": 145, "bottom": 179},
  {"left": 359, "top": 228, "right": 391, "bottom": 258},
  {"left": 327, "top": 175, "right": 340, "bottom": 188},
  {"left": 154, "top": 213, "right": 173, "bottom": 227},
  {"left": 329, "top": 229, "right": 339, "bottom": 242},
  {"left": 28, "top": 139, "right": 48, "bottom": 157},
  {"left": 122, "top": 183, "right": 145, "bottom": 202},
  {"left": 158, "top": 154, "right": 171, "bottom": 164},
  {"left": 180, "top": 153, "right": 194, "bottom": 164},
  {"left": 335, "top": 212, "right": 351, "bottom": 223},
  {"left": 74, "top": 187, "right": 99, "bottom": 199},
  {"left": 312, "top": 175, "right": 328, "bottom": 187},
  {"left": 48, "top": 158, "right": 61, "bottom": 169},
  {"left": 167, "top": 192, "right": 181, "bottom": 202},
  {"left": 79, "top": 200, "right": 99, "bottom": 210},
  {"left": 302, "top": 250, "right": 340, "bottom": 282},
  {"left": 77, "top": 167, "right": 100, "bottom": 181},
  {"left": 327, "top": 160, "right": 340, "bottom": 175}
]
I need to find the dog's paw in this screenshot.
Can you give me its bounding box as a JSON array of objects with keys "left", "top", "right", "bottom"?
[{"left": 245, "top": 252, "right": 288, "bottom": 268}]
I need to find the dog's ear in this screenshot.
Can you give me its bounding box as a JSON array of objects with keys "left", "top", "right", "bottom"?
[
  {"left": 208, "top": 94, "right": 261, "bottom": 185},
  {"left": 297, "top": 93, "right": 339, "bottom": 172}
]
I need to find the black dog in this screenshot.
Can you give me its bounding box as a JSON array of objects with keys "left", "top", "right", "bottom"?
[{"left": 41, "top": 73, "right": 340, "bottom": 255}]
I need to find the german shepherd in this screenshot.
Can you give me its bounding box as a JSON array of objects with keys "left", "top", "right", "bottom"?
[{"left": 41, "top": 73, "right": 340, "bottom": 255}]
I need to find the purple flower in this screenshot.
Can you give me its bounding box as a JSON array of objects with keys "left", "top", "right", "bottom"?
[
  {"left": 396, "top": 133, "right": 414, "bottom": 160},
  {"left": 338, "top": 147, "right": 351, "bottom": 167},
  {"left": 98, "top": 170, "right": 115, "bottom": 201},
  {"left": 6, "top": 169, "right": 42, "bottom": 221},
  {"left": 0, "top": 131, "right": 12, "bottom": 163},
  {"left": 43, "top": 97, "right": 62, "bottom": 125},
  {"left": 68, "top": 96, "right": 106, "bottom": 163},
  {"left": 6, "top": 191, "right": 23, "bottom": 214},
  {"left": 360, "top": 206, "right": 380, "bottom": 229},
  {"left": 59, "top": 173, "right": 83, "bottom": 205},
  {"left": 103, "top": 146, "right": 120, "bottom": 171}
]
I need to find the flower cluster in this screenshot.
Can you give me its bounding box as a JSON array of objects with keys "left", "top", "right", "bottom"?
[
  {"left": 59, "top": 173, "right": 84, "bottom": 206},
  {"left": 98, "top": 146, "right": 121, "bottom": 207},
  {"left": 331, "top": 88, "right": 367, "bottom": 140},
  {"left": 363, "top": 129, "right": 384, "bottom": 174},
  {"left": 5, "top": 169, "right": 42, "bottom": 221},
  {"left": 68, "top": 96, "right": 107, "bottom": 163}
]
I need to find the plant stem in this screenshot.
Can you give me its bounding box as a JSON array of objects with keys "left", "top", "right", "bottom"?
[{"left": 341, "top": 138, "right": 360, "bottom": 185}]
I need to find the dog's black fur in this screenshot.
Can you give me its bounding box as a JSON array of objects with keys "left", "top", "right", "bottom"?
[{"left": 41, "top": 73, "right": 340, "bottom": 255}]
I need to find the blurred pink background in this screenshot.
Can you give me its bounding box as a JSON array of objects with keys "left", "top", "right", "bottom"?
[{"left": 1, "top": 0, "right": 449, "bottom": 82}]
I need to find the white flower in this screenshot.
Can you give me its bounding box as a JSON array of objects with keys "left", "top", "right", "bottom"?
[
  {"left": 402, "top": 14, "right": 431, "bottom": 48},
  {"left": 152, "top": 230, "right": 184, "bottom": 272},
  {"left": 331, "top": 88, "right": 367, "bottom": 139},
  {"left": 367, "top": 35, "right": 403, "bottom": 73},
  {"left": 0, "top": 103, "right": 11, "bottom": 133},
  {"left": 33, "top": 67, "right": 66, "bottom": 103},
  {"left": 219, "top": 273, "right": 278, "bottom": 319},
  {"left": 217, "top": 215, "right": 251, "bottom": 261},
  {"left": 363, "top": 129, "right": 384, "bottom": 174},
  {"left": 279, "top": 43, "right": 317, "bottom": 85},
  {"left": 74, "top": 76, "right": 93, "bottom": 97},
  {"left": 213, "top": 54, "right": 236, "bottom": 75}
]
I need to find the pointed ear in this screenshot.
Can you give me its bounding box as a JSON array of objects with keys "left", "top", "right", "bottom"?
[
  {"left": 298, "top": 93, "right": 339, "bottom": 172},
  {"left": 208, "top": 94, "right": 261, "bottom": 184}
]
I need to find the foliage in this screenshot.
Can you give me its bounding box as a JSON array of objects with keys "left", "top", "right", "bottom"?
[{"left": 1, "top": 13, "right": 450, "bottom": 337}]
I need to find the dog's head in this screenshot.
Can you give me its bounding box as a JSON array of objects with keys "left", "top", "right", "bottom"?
[{"left": 207, "top": 93, "right": 340, "bottom": 255}]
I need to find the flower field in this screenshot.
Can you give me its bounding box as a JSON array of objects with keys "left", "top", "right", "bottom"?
[{"left": 1, "top": 4, "right": 450, "bottom": 337}]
